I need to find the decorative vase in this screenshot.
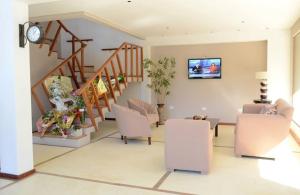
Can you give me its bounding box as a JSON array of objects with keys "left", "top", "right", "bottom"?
[
  {"left": 71, "top": 128, "right": 83, "bottom": 137},
  {"left": 157, "top": 103, "right": 165, "bottom": 125}
]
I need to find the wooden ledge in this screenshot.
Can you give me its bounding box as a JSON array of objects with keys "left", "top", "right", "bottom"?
[{"left": 0, "top": 169, "right": 35, "bottom": 180}]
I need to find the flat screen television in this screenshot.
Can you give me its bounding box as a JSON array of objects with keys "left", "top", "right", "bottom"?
[{"left": 188, "top": 58, "right": 221, "bottom": 79}]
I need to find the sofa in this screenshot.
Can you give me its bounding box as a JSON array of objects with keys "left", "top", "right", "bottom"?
[
  {"left": 112, "top": 104, "right": 152, "bottom": 145},
  {"left": 235, "top": 99, "right": 294, "bottom": 157},
  {"left": 165, "top": 119, "right": 213, "bottom": 174}
]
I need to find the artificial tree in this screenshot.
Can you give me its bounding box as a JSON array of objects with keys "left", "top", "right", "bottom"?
[{"left": 143, "top": 57, "right": 176, "bottom": 124}]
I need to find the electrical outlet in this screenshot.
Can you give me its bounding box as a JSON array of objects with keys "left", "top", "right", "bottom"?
[{"left": 201, "top": 107, "right": 207, "bottom": 111}]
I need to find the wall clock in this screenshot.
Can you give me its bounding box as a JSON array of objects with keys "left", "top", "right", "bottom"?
[
  {"left": 26, "top": 24, "right": 44, "bottom": 44},
  {"left": 19, "top": 22, "right": 44, "bottom": 48}
]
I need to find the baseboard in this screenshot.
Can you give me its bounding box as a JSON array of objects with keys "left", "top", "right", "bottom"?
[
  {"left": 241, "top": 155, "right": 275, "bottom": 160},
  {"left": 105, "top": 117, "right": 116, "bottom": 121},
  {"left": 104, "top": 118, "right": 236, "bottom": 125},
  {"left": 0, "top": 169, "right": 35, "bottom": 180},
  {"left": 219, "top": 122, "right": 236, "bottom": 126}
]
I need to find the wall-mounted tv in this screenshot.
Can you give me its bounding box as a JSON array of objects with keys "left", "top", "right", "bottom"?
[{"left": 188, "top": 58, "right": 221, "bottom": 79}]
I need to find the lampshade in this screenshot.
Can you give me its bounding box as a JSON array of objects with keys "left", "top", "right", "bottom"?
[{"left": 255, "top": 71, "right": 268, "bottom": 80}]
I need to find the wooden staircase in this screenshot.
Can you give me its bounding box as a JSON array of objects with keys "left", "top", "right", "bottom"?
[{"left": 31, "top": 20, "right": 144, "bottom": 133}]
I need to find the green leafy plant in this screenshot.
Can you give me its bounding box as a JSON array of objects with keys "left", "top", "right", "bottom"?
[{"left": 143, "top": 57, "right": 176, "bottom": 103}]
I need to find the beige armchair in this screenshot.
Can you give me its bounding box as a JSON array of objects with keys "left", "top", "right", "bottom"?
[
  {"left": 235, "top": 99, "right": 294, "bottom": 158},
  {"left": 112, "top": 104, "right": 152, "bottom": 145},
  {"left": 127, "top": 98, "right": 159, "bottom": 127},
  {"left": 165, "top": 119, "right": 213, "bottom": 174}
]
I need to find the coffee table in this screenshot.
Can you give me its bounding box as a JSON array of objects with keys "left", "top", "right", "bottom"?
[{"left": 185, "top": 117, "right": 220, "bottom": 137}]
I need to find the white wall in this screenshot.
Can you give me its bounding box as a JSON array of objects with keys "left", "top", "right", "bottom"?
[
  {"left": 292, "top": 18, "right": 300, "bottom": 125},
  {"left": 146, "top": 29, "right": 292, "bottom": 104},
  {"left": 0, "top": 0, "right": 33, "bottom": 175},
  {"left": 151, "top": 41, "right": 267, "bottom": 122}
]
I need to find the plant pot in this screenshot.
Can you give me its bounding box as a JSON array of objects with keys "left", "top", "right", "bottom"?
[
  {"left": 71, "top": 128, "right": 83, "bottom": 137},
  {"left": 157, "top": 103, "right": 166, "bottom": 125}
]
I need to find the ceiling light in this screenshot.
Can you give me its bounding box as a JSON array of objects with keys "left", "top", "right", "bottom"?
[
  {"left": 241, "top": 21, "right": 245, "bottom": 23},
  {"left": 127, "top": 0, "right": 132, "bottom": 2}
]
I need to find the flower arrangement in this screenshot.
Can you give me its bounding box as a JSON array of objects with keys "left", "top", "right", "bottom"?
[{"left": 36, "top": 76, "right": 87, "bottom": 137}]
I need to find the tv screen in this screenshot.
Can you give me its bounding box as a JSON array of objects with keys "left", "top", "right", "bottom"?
[{"left": 188, "top": 58, "right": 221, "bottom": 79}]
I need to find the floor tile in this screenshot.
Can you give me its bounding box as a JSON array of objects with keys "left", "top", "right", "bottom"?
[
  {"left": 33, "top": 144, "right": 73, "bottom": 166},
  {"left": 0, "top": 173, "right": 169, "bottom": 195},
  {"left": 0, "top": 179, "right": 14, "bottom": 189},
  {"left": 159, "top": 147, "right": 300, "bottom": 195},
  {"left": 36, "top": 138, "right": 167, "bottom": 188}
]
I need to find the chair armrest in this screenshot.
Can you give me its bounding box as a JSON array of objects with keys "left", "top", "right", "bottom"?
[
  {"left": 236, "top": 113, "right": 290, "bottom": 137},
  {"left": 242, "top": 104, "right": 268, "bottom": 114}
]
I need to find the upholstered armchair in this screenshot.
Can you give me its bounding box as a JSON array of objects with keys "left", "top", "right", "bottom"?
[
  {"left": 165, "top": 119, "right": 213, "bottom": 174},
  {"left": 112, "top": 104, "right": 152, "bottom": 145},
  {"left": 127, "top": 98, "right": 159, "bottom": 127},
  {"left": 235, "top": 99, "right": 294, "bottom": 158}
]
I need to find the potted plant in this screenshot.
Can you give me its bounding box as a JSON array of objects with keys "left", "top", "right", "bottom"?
[{"left": 143, "top": 57, "right": 176, "bottom": 124}]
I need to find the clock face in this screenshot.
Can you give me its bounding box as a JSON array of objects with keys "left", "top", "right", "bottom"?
[{"left": 26, "top": 25, "right": 43, "bottom": 43}]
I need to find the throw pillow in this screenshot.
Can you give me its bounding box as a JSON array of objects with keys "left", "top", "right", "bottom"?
[{"left": 260, "top": 104, "right": 277, "bottom": 115}]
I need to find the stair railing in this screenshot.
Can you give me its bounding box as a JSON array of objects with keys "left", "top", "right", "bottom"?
[
  {"left": 77, "top": 42, "right": 144, "bottom": 131},
  {"left": 32, "top": 20, "right": 87, "bottom": 115}
]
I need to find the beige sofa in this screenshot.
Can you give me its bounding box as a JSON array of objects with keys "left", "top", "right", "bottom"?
[
  {"left": 112, "top": 104, "right": 152, "bottom": 145},
  {"left": 235, "top": 99, "right": 294, "bottom": 157},
  {"left": 165, "top": 119, "right": 213, "bottom": 174}
]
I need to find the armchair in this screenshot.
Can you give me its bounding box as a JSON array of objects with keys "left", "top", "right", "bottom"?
[
  {"left": 127, "top": 98, "right": 159, "bottom": 127},
  {"left": 235, "top": 99, "right": 294, "bottom": 157},
  {"left": 165, "top": 119, "right": 213, "bottom": 174},
  {"left": 112, "top": 104, "right": 152, "bottom": 145}
]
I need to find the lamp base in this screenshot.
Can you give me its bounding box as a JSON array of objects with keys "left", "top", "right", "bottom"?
[{"left": 253, "top": 99, "right": 272, "bottom": 104}]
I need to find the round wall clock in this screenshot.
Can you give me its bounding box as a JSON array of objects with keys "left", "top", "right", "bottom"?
[{"left": 26, "top": 24, "right": 44, "bottom": 44}]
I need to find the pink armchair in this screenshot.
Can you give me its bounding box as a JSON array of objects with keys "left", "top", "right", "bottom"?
[
  {"left": 165, "top": 119, "right": 213, "bottom": 174},
  {"left": 127, "top": 98, "right": 159, "bottom": 127},
  {"left": 112, "top": 104, "right": 152, "bottom": 145},
  {"left": 235, "top": 99, "right": 294, "bottom": 158}
]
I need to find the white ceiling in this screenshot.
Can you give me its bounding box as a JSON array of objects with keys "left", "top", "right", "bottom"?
[{"left": 29, "top": 0, "right": 300, "bottom": 38}]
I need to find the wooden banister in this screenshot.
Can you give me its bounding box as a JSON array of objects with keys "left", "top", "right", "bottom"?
[
  {"left": 130, "top": 46, "right": 133, "bottom": 81},
  {"left": 56, "top": 20, "right": 85, "bottom": 45},
  {"left": 48, "top": 25, "right": 62, "bottom": 56},
  {"left": 40, "top": 21, "right": 52, "bottom": 48},
  {"left": 136, "top": 48, "right": 139, "bottom": 82},
  {"left": 32, "top": 46, "right": 85, "bottom": 89},
  {"left": 140, "top": 47, "right": 144, "bottom": 81},
  {"left": 32, "top": 22, "right": 144, "bottom": 133},
  {"left": 125, "top": 45, "right": 128, "bottom": 82}
]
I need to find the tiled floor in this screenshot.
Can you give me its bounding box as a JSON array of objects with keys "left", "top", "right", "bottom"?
[
  {"left": 0, "top": 179, "right": 13, "bottom": 189},
  {"left": 33, "top": 144, "right": 74, "bottom": 166},
  {"left": 1, "top": 122, "right": 300, "bottom": 195}
]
